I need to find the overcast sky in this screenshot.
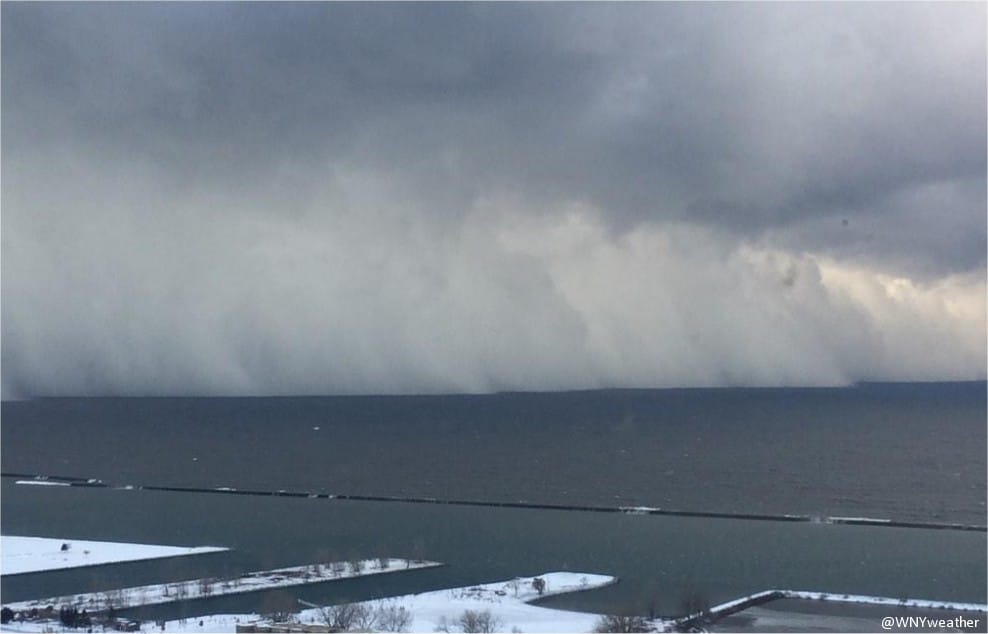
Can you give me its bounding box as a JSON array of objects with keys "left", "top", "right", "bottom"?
[{"left": 2, "top": 2, "right": 985, "bottom": 398}]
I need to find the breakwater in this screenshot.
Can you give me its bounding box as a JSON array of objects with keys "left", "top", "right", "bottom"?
[
  {"left": 3, "top": 559, "right": 443, "bottom": 614},
  {"left": 4, "top": 473, "right": 985, "bottom": 533},
  {"left": 709, "top": 589, "right": 986, "bottom": 619}
]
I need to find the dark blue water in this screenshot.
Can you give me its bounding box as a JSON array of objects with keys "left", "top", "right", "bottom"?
[
  {"left": 1, "top": 481, "right": 985, "bottom": 620},
  {"left": 2, "top": 383, "right": 985, "bottom": 523},
  {"left": 1, "top": 383, "right": 985, "bottom": 620}
]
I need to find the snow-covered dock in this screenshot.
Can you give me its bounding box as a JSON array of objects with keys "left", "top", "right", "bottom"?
[
  {"left": 677, "top": 588, "right": 988, "bottom": 627},
  {"left": 780, "top": 590, "right": 987, "bottom": 613},
  {"left": 4, "top": 559, "right": 443, "bottom": 614},
  {"left": 0, "top": 536, "right": 227, "bottom": 576}
]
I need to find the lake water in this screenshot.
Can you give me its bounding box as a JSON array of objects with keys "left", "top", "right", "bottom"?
[{"left": 1, "top": 383, "right": 985, "bottom": 621}]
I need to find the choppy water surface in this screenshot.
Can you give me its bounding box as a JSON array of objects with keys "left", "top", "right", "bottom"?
[
  {"left": 2, "top": 383, "right": 985, "bottom": 523},
  {"left": 1, "top": 383, "right": 985, "bottom": 620}
]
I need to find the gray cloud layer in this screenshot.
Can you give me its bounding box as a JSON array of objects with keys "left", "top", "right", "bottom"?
[{"left": 3, "top": 3, "right": 985, "bottom": 397}]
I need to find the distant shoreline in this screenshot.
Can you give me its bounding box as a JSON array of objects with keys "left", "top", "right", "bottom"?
[{"left": 3, "top": 378, "right": 985, "bottom": 402}]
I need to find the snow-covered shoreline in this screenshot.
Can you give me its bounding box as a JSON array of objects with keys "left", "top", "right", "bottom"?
[
  {"left": 0, "top": 571, "right": 616, "bottom": 633},
  {"left": 379, "top": 571, "right": 618, "bottom": 633},
  {"left": 4, "top": 559, "right": 443, "bottom": 613},
  {"left": 2, "top": 534, "right": 983, "bottom": 633},
  {"left": 156, "top": 571, "right": 619, "bottom": 634},
  {"left": 3, "top": 567, "right": 986, "bottom": 633},
  {"left": 0, "top": 536, "right": 228, "bottom": 576}
]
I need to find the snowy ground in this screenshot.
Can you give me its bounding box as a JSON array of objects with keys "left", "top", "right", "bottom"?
[
  {"left": 160, "top": 572, "right": 619, "bottom": 633},
  {"left": 4, "top": 559, "right": 442, "bottom": 613},
  {"left": 4, "top": 559, "right": 984, "bottom": 634},
  {"left": 356, "top": 571, "right": 618, "bottom": 633},
  {"left": 0, "top": 536, "right": 228, "bottom": 576},
  {"left": 0, "top": 572, "right": 618, "bottom": 633}
]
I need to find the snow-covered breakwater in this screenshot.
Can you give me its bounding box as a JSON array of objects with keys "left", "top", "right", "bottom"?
[
  {"left": 683, "top": 589, "right": 988, "bottom": 625},
  {"left": 778, "top": 591, "right": 988, "bottom": 613},
  {"left": 3, "top": 559, "right": 443, "bottom": 614}
]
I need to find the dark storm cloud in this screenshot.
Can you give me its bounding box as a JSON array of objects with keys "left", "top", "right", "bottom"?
[
  {"left": 6, "top": 3, "right": 983, "bottom": 256},
  {"left": 2, "top": 2, "right": 984, "bottom": 397}
]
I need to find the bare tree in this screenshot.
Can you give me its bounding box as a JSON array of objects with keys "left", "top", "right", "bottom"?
[
  {"left": 457, "top": 609, "right": 501, "bottom": 633},
  {"left": 676, "top": 589, "right": 712, "bottom": 631},
  {"left": 348, "top": 559, "right": 365, "bottom": 575},
  {"left": 101, "top": 588, "right": 125, "bottom": 613},
  {"left": 374, "top": 601, "right": 412, "bottom": 632},
  {"left": 531, "top": 577, "right": 546, "bottom": 595},
  {"left": 354, "top": 605, "right": 379, "bottom": 631},
  {"left": 593, "top": 614, "right": 653, "bottom": 633},
  {"left": 260, "top": 590, "right": 298, "bottom": 624},
  {"left": 320, "top": 601, "right": 372, "bottom": 632}
]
